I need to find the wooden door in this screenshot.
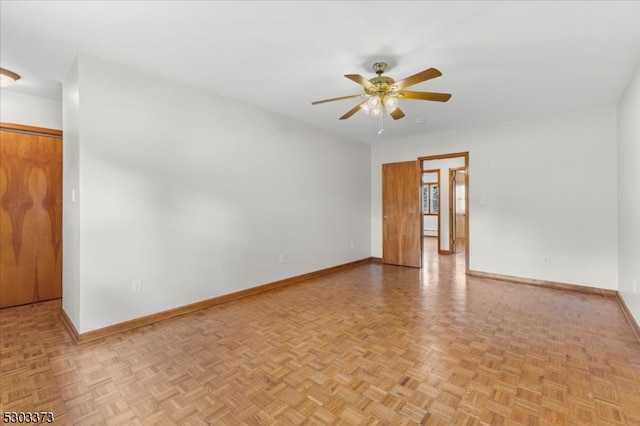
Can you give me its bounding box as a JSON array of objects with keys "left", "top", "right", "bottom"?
[
  {"left": 450, "top": 169, "right": 466, "bottom": 254},
  {"left": 0, "top": 125, "right": 62, "bottom": 308},
  {"left": 382, "top": 161, "right": 422, "bottom": 267}
]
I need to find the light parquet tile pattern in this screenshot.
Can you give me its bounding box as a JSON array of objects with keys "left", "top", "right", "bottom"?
[{"left": 2, "top": 239, "right": 640, "bottom": 425}]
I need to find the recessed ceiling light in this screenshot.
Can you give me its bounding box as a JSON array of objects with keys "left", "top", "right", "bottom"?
[
  {"left": 0, "top": 68, "right": 21, "bottom": 87},
  {"left": 415, "top": 118, "right": 426, "bottom": 124}
]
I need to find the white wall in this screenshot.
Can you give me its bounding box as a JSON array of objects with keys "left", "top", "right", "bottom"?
[
  {"left": 372, "top": 106, "right": 618, "bottom": 290},
  {"left": 423, "top": 216, "right": 438, "bottom": 237},
  {"left": 0, "top": 89, "right": 62, "bottom": 129},
  {"left": 617, "top": 60, "right": 640, "bottom": 325},
  {"left": 64, "top": 53, "right": 371, "bottom": 333},
  {"left": 62, "top": 58, "right": 81, "bottom": 329}
]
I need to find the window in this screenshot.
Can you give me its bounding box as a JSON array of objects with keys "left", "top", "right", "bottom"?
[{"left": 422, "top": 171, "right": 439, "bottom": 215}]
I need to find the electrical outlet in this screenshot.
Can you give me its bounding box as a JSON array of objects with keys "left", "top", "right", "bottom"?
[
  {"left": 132, "top": 280, "right": 142, "bottom": 294},
  {"left": 350, "top": 241, "right": 354, "bottom": 250},
  {"left": 543, "top": 257, "right": 550, "bottom": 265},
  {"left": 279, "top": 254, "right": 285, "bottom": 264}
]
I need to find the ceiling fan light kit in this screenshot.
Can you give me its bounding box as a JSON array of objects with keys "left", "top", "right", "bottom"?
[
  {"left": 0, "top": 67, "right": 21, "bottom": 87},
  {"left": 312, "top": 62, "right": 451, "bottom": 133}
]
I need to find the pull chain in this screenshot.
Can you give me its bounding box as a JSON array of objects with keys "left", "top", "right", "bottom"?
[{"left": 378, "top": 112, "right": 384, "bottom": 135}]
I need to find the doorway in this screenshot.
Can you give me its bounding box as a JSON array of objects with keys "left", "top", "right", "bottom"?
[
  {"left": 420, "top": 152, "right": 469, "bottom": 271},
  {"left": 381, "top": 152, "right": 469, "bottom": 271}
]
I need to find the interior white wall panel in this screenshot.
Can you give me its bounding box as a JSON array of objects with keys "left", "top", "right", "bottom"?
[
  {"left": 617, "top": 60, "right": 640, "bottom": 325},
  {"left": 64, "top": 53, "right": 371, "bottom": 333},
  {"left": 372, "top": 106, "right": 618, "bottom": 291},
  {"left": 0, "top": 89, "right": 62, "bottom": 129}
]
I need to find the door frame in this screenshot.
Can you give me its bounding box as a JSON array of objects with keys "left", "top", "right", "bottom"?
[{"left": 419, "top": 152, "right": 469, "bottom": 272}]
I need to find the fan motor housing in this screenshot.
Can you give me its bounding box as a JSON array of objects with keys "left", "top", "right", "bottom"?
[{"left": 367, "top": 76, "right": 397, "bottom": 96}]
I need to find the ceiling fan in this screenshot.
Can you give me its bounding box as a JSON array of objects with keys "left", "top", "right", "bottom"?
[{"left": 311, "top": 62, "right": 451, "bottom": 121}]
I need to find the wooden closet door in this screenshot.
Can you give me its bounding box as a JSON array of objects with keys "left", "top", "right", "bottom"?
[{"left": 0, "top": 125, "right": 62, "bottom": 308}]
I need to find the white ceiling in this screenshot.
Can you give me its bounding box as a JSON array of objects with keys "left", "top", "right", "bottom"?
[{"left": 2, "top": 1, "right": 640, "bottom": 144}]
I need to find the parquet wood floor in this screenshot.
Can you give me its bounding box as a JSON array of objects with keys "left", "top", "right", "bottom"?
[{"left": 1, "top": 239, "right": 640, "bottom": 425}]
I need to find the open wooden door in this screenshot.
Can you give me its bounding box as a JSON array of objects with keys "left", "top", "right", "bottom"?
[
  {"left": 382, "top": 161, "right": 422, "bottom": 267},
  {"left": 450, "top": 168, "right": 466, "bottom": 254}
]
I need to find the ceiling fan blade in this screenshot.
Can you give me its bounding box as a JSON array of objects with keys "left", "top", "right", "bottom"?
[
  {"left": 389, "top": 107, "right": 405, "bottom": 120},
  {"left": 311, "top": 94, "right": 366, "bottom": 105},
  {"left": 344, "top": 74, "right": 376, "bottom": 91},
  {"left": 393, "top": 68, "right": 442, "bottom": 90},
  {"left": 339, "top": 100, "right": 367, "bottom": 120},
  {"left": 397, "top": 91, "right": 452, "bottom": 102}
]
